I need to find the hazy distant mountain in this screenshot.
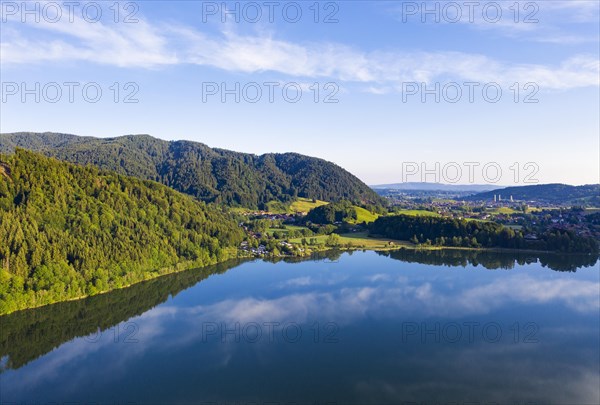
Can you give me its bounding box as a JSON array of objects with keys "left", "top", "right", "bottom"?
[
  {"left": 370, "top": 182, "right": 499, "bottom": 192},
  {"left": 0, "top": 132, "right": 383, "bottom": 208},
  {"left": 466, "top": 184, "right": 600, "bottom": 205}
]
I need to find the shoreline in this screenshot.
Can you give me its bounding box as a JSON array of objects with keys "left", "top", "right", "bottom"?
[
  {"left": 281, "top": 235, "right": 600, "bottom": 256},
  {"left": 2, "top": 244, "right": 597, "bottom": 317},
  {"left": 0, "top": 253, "right": 254, "bottom": 317}
]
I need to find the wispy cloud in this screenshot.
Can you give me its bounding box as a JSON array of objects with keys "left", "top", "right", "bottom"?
[
  {"left": 1, "top": 14, "right": 178, "bottom": 67},
  {"left": 543, "top": 0, "right": 600, "bottom": 23},
  {"left": 386, "top": 0, "right": 600, "bottom": 45},
  {"left": 2, "top": 7, "right": 598, "bottom": 91}
]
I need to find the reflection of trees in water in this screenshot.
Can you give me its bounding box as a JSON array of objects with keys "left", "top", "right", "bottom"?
[
  {"left": 278, "top": 250, "right": 345, "bottom": 264},
  {"left": 0, "top": 251, "right": 344, "bottom": 372},
  {"left": 379, "top": 248, "right": 599, "bottom": 272},
  {"left": 0, "top": 259, "right": 248, "bottom": 371},
  {"left": 1, "top": 249, "right": 595, "bottom": 372}
]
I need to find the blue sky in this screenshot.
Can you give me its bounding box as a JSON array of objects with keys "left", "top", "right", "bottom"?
[{"left": 1, "top": 0, "right": 599, "bottom": 185}]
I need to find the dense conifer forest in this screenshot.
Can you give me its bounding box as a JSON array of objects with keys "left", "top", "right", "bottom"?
[
  {"left": 371, "top": 215, "right": 599, "bottom": 253},
  {"left": 0, "top": 149, "right": 244, "bottom": 314},
  {"left": 0, "top": 132, "right": 383, "bottom": 208}
]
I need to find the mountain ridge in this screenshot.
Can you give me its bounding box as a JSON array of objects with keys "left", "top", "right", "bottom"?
[
  {"left": 370, "top": 182, "right": 499, "bottom": 192},
  {"left": 0, "top": 132, "right": 383, "bottom": 208},
  {"left": 466, "top": 183, "right": 600, "bottom": 204}
]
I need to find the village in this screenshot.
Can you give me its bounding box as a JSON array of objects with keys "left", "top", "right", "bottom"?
[{"left": 233, "top": 193, "right": 600, "bottom": 258}]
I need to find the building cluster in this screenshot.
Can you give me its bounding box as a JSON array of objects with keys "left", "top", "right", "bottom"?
[{"left": 492, "top": 194, "right": 514, "bottom": 202}]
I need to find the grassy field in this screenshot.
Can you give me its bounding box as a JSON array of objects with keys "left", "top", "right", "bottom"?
[
  {"left": 488, "top": 207, "right": 518, "bottom": 215},
  {"left": 528, "top": 206, "right": 560, "bottom": 212},
  {"left": 229, "top": 198, "right": 328, "bottom": 214},
  {"left": 463, "top": 217, "right": 490, "bottom": 222},
  {"left": 395, "top": 209, "right": 441, "bottom": 217},
  {"left": 289, "top": 232, "right": 412, "bottom": 249},
  {"left": 266, "top": 225, "right": 309, "bottom": 236},
  {"left": 349, "top": 206, "right": 380, "bottom": 224},
  {"left": 265, "top": 200, "right": 290, "bottom": 214},
  {"left": 289, "top": 197, "right": 329, "bottom": 213},
  {"left": 232, "top": 199, "right": 382, "bottom": 224}
]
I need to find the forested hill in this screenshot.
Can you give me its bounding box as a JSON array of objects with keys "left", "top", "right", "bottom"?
[
  {"left": 371, "top": 215, "right": 598, "bottom": 254},
  {"left": 0, "top": 132, "right": 383, "bottom": 208},
  {"left": 466, "top": 184, "right": 600, "bottom": 205},
  {"left": 0, "top": 149, "right": 244, "bottom": 314}
]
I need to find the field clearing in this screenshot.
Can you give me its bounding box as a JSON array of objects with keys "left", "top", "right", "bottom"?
[
  {"left": 232, "top": 198, "right": 329, "bottom": 214},
  {"left": 463, "top": 217, "right": 490, "bottom": 222},
  {"left": 267, "top": 225, "right": 311, "bottom": 236},
  {"left": 289, "top": 198, "right": 328, "bottom": 213},
  {"left": 285, "top": 225, "right": 310, "bottom": 231},
  {"left": 339, "top": 232, "right": 412, "bottom": 248},
  {"left": 349, "top": 206, "right": 379, "bottom": 224},
  {"left": 488, "top": 207, "right": 518, "bottom": 215},
  {"left": 290, "top": 232, "right": 412, "bottom": 249},
  {"left": 528, "top": 207, "right": 559, "bottom": 212},
  {"left": 265, "top": 200, "right": 289, "bottom": 214},
  {"left": 395, "top": 209, "right": 441, "bottom": 217}
]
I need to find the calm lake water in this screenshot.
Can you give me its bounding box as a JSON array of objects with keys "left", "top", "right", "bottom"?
[{"left": 1, "top": 249, "right": 599, "bottom": 404}]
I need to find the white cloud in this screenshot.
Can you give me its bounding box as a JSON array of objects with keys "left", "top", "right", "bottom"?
[
  {"left": 455, "top": 275, "right": 600, "bottom": 314},
  {"left": 279, "top": 276, "right": 313, "bottom": 287},
  {"left": 543, "top": 0, "right": 600, "bottom": 23},
  {"left": 133, "top": 272, "right": 600, "bottom": 329},
  {"left": 2, "top": 7, "right": 598, "bottom": 91},
  {"left": 1, "top": 13, "right": 178, "bottom": 67}
]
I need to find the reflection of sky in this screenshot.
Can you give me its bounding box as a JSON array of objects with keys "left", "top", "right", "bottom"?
[{"left": 2, "top": 251, "right": 599, "bottom": 404}]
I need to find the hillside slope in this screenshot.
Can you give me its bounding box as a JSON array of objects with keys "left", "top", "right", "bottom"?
[
  {"left": 0, "top": 149, "right": 244, "bottom": 314},
  {"left": 467, "top": 184, "right": 600, "bottom": 205},
  {"left": 0, "top": 132, "right": 383, "bottom": 208}
]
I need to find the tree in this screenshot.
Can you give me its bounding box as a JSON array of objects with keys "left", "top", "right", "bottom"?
[
  {"left": 0, "top": 150, "right": 245, "bottom": 314},
  {"left": 326, "top": 234, "right": 341, "bottom": 247}
]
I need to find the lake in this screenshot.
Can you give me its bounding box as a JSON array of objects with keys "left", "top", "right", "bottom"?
[{"left": 1, "top": 249, "right": 599, "bottom": 404}]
